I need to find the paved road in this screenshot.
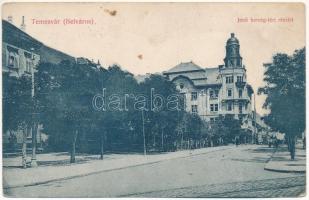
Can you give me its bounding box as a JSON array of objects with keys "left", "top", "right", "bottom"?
[{"left": 4, "top": 145, "right": 305, "bottom": 198}]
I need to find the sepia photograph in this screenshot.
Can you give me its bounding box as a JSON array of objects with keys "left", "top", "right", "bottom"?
[{"left": 1, "top": 1, "right": 306, "bottom": 198}]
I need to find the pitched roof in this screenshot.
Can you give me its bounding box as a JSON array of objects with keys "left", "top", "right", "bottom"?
[
  {"left": 164, "top": 61, "right": 204, "bottom": 74},
  {"left": 3, "top": 20, "right": 75, "bottom": 64},
  {"left": 2, "top": 20, "right": 43, "bottom": 53},
  {"left": 205, "top": 68, "right": 220, "bottom": 85},
  {"left": 163, "top": 61, "right": 223, "bottom": 86}
]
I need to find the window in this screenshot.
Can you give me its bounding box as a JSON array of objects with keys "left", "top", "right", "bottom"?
[
  {"left": 8, "top": 55, "right": 15, "bottom": 66},
  {"left": 8, "top": 54, "right": 19, "bottom": 69},
  {"left": 215, "top": 89, "right": 219, "bottom": 98},
  {"left": 209, "top": 90, "right": 214, "bottom": 98},
  {"left": 210, "top": 104, "right": 219, "bottom": 112},
  {"left": 7, "top": 46, "right": 19, "bottom": 69},
  {"left": 210, "top": 89, "right": 219, "bottom": 98},
  {"left": 227, "top": 102, "right": 233, "bottom": 111},
  {"left": 227, "top": 89, "right": 232, "bottom": 97},
  {"left": 191, "top": 92, "right": 197, "bottom": 101},
  {"left": 210, "top": 117, "right": 218, "bottom": 122},
  {"left": 226, "top": 76, "right": 234, "bottom": 84},
  {"left": 25, "top": 58, "right": 32, "bottom": 73},
  {"left": 239, "top": 89, "right": 243, "bottom": 98},
  {"left": 180, "top": 93, "right": 186, "bottom": 110},
  {"left": 26, "top": 127, "right": 32, "bottom": 138},
  {"left": 191, "top": 105, "right": 198, "bottom": 114},
  {"left": 237, "top": 76, "right": 243, "bottom": 83},
  {"left": 239, "top": 103, "right": 243, "bottom": 114},
  {"left": 215, "top": 104, "right": 219, "bottom": 111}
]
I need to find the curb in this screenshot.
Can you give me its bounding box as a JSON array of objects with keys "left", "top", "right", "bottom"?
[
  {"left": 264, "top": 147, "right": 306, "bottom": 174},
  {"left": 264, "top": 167, "right": 305, "bottom": 173},
  {"left": 3, "top": 146, "right": 232, "bottom": 190}
]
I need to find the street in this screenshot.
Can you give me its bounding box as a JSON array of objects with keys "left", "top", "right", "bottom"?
[{"left": 4, "top": 145, "right": 305, "bottom": 198}]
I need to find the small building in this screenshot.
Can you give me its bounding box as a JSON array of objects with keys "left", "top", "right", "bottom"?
[{"left": 76, "top": 57, "right": 102, "bottom": 69}]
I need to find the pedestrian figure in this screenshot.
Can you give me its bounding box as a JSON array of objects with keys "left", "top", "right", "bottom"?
[
  {"left": 235, "top": 136, "right": 240, "bottom": 147},
  {"left": 275, "top": 138, "right": 279, "bottom": 148},
  {"left": 268, "top": 136, "right": 273, "bottom": 148}
]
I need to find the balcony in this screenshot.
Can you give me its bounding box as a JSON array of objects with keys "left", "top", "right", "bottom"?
[
  {"left": 8, "top": 64, "right": 19, "bottom": 71},
  {"left": 209, "top": 95, "right": 218, "bottom": 100},
  {"left": 236, "top": 81, "right": 246, "bottom": 88},
  {"left": 221, "top": 97, "right": 250, "bottom": 103}
]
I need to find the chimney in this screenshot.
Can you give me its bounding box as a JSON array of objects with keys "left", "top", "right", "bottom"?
[
  {"left": 8, "top": 16, "right": 13, "bottom": 23},
  {"left": 20, "top": 16, "right": 26, "bottom": 31}
]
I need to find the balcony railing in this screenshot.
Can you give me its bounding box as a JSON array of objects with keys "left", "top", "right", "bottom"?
[
  {"left": 235, "top": 81, "right": 246, "bottom": 88},
  {"left": 221, "top": 97, "right": 250, "bottom": 103},
  {"left": 8, "top": 64, "right": 19, "bottom": 71}
]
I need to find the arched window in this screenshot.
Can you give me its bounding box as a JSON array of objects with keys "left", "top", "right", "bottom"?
[
  {"left": 8, "top": 55, "right": 14, "bottom": 66},
  {"left": 7, "top": 48, "right": 19, "bottom": 69}
]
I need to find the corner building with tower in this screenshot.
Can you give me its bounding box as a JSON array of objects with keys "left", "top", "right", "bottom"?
[{"left": 163, "top": 33, "right": 255, "bottom": 133}]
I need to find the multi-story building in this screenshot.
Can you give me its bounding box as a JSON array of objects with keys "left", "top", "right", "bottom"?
[
  {"left": 2, "top": 19, "right": 75, "bottom": 152},
  {"left": 2, "top": 19, "right": 75, "bottom": 74},
  {"left": 163, "top": 33, "right": 254, "bottom": 131}
]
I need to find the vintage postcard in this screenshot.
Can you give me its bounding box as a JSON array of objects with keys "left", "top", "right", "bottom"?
[{"left": 1, "top": 1, "right": 306, "bottom": 198}]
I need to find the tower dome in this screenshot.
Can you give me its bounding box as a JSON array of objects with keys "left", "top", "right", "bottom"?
[
  {"left": 226, "top": 33, "right": 239, "bottom": 44},
  {"left": 224, "top": 33, "right": 242, "bottom": 68}
]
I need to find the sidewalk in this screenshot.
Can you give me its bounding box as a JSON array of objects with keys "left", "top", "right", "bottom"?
[
  {"left": 264, "top": 144, "right": 306, "bottom": 173},
  {"left": 3, "top": 145, "right": 232, "bottom": 189}
]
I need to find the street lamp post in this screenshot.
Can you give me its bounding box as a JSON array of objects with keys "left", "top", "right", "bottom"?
[
  {"left": 252, "top": 92, "right": 257, "bottom": 145},
  {"left": 30, "top": 48, "right": 38, "bottom": 167},
  {"left": 142, "top": 109, "right": 147, "bottom": 156}
]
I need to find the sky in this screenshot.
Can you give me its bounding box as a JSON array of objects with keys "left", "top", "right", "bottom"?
[{"left": 2, "top": 2, "right": 306, "bottom": 115}]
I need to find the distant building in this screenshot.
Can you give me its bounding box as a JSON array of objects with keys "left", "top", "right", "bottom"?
[
  {"left": 76, "top": 57, "right": 102, "bottom": 69},
  {"left": 254, "top": 112, "right": 271, "bottom": 144},
  {"left": 134, "top": 72, "right": 162, "bottom": 83},
  {"left": 163, "top": 33, "right": 255, "bottom": 132}
]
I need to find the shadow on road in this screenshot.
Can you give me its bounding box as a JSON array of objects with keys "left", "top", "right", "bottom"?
[
  {"left": 231, "top": 157, "right": 269, "bottom": 163},
  {"left": 247, "top": 146, "right": 276, "bottom": 154}
]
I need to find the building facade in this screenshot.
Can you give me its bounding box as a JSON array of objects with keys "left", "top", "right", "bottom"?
[
  {"left": 2, "top": 20, "right": 75, "bottom": 77},
  {"left": 163, "top": 33, "right": 254, "bottom": 132},
  {"left": 2, "top": 19, "right": 75, "bottom": 152}
]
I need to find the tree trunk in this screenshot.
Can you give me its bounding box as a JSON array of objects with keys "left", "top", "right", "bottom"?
[
  {"left": 70, "top": 130, "right": 79, "bottom": 163},
  {"left": 287, "top": 135, "right": 296, "bottom": 160},
  {"left": 80, "top": 128, "right": 87, "bottom": 153},
  {"left": 181, "top": 132, "right": 184, "bottom": 150},
  {"left": 161, "top": 128, "right": 164, "bottom": 151},
  {"left": 22, "top": 128, "right": 27, "bottom": 169},
  {"left": 100, "top": 133, "right": 104, "bottom": 160}
]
